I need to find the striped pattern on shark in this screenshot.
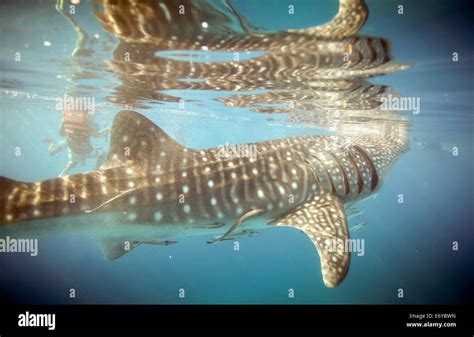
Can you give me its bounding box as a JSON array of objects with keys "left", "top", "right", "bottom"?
[
  {"left": 0, "top": 110, "right": 408, "bottom": 287},
  {"left": 94, "top": 0, "right": 408, "bottom": 113},
  {"left": 96, "top": 0, "right": 368, "bottom": 47}
]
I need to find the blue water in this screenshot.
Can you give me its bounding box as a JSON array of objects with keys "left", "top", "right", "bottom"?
[{"left": 0, "top": 0, "right": 473, "bottom": 304}]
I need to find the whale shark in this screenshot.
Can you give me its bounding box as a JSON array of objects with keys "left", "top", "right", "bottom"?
[{"left": 0, "top": 109, "right": 408, "bottom": 287}]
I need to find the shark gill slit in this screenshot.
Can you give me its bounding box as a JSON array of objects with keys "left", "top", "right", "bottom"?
[
  {"left": 303, "top": 159, "right": 325, "bottom": 194},
  {"left": 347, "top": 151, "right": 364, "bottom": 195},
  {"left": 311, "top": 153, "right": 337, "bottom": 194},
  {"left": 327, "top": 151, "right": 351, "bottom": 196},
  {"left": 352, "top": 145, "right": 379, "bottom": 191}
]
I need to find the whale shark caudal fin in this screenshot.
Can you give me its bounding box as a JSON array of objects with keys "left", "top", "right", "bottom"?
[
  {"left": 273, "top": 193, "right": 350, "bottom": 288},
  {"left": 100, "top": 110, "right": 196, "bottom": 171}
]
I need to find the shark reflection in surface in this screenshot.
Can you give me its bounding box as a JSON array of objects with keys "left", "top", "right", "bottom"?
[{"left": 0, "top": 0, "right": 410, "bottom": 288}]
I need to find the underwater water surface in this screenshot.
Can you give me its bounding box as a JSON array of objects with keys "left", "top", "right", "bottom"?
[{"left": 0, "top": 0, "right": 473, "bottom": 304}]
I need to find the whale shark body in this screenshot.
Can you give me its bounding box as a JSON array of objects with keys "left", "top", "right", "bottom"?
[
  {"left": 0, "top": 0, "right": 410, "bottom": 288},
  {"left": 0, "top": 110, "right": 408, "bottom": 287}
]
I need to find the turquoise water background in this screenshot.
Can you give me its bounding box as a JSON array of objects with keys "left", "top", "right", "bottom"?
[{"left": 0, "top": 0, "right": 472, "bottom": 304}]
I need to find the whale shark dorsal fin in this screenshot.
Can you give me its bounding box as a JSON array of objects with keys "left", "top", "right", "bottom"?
[
  {"left": 273, "top": 193, "right": 350, "bottom": 288},
  {"left": 101, "top": 110, "right": 195, "bottom": 170}
]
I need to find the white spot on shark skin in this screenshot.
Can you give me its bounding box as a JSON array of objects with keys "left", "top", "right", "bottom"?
[
  {"left": 122, "top": 135, "right": 128, "bottom": 142},
  {"left": 210, "top": 198, "right": 217, "bottom": 206},
  {"left": 155, "top": 177, "right": 161, "bottom": 183},
  {"left": 183, "top": 205, "right": 191, "bottom": 213},
  {"left": 208, "top": 180, "right": 214, "bottom": 188},
  {"left": 252, "top": 168, "right": 258, "bottom": 175},
  {"left": 231, "top": 172, "right": 237, "bottom": 179},
  {"left": 236, "top": 207, "right": 243, "bottom": 215},
  {"left": 129, "top": 196, "right": 137, "bottom": 205},
  {"left": 156, "top": 192, "right": 163, "bottom": 201},
  {"left": 127, "top": 212, "right": 137, "bottom": 221},
  {"left": 217, "top": 212, "right": 224, "bottom": 219},
  {"left": 291, "top": 169, "right": 297, "bottom": 175},
  {"left": 128, "top": 181, "right": 135, "bottom": 188},
  {"left": 291, "top": 182, "right": 298, "bottom": 189},
  {"left": 182, "top": 185, "right": 189, "bottom": 194},
  {"left": 257, "top": 189, "right": 265, "bottom": 199},
  {"left": 182, "top": 172, "right": 187, "bottom": 178},
  {"left": 154, "top": 212, "right": 163, "bottom": 221},
  {"left": 278, "top": 186, "right": 285, "bottom": 195}
]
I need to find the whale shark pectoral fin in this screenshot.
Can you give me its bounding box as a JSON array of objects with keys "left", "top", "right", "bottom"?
[
  {"left": 98, "top": 238, "right": 140, "bottom": 260},
  {"left": 100, "top": 110, "right": 196, "bottom": 171},
  {"left": 207, "top": 208, "right": 265, "bottom": 244},
  {"left": 273, "top": 193, "right": 350, "bottom": 288}
]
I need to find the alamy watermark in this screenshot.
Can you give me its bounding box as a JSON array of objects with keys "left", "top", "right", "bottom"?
[
  {"left": 325, "top": 238, "right": 365, "bottom": 256},
  {"left": 0, "top": 236, "right": 38, "bottom": 256},
  {"left": 18, "top": 311, "right": 55, "bottom": 330},
  {"left": 55, "top": 94, "right": 96, "bottom": 114},
  {"left": 216, "top": 142, "right": 258, "bottom": 161},
  {"left": 381, "top": 94, "right": 420, "bottom": 114}
]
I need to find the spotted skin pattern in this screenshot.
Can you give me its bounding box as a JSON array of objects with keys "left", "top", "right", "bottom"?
[
  {"left": 0, "top": 1, "right": 410, "bottom": 287},
  {"left": 0, "top": 110, "right": 408, "bottom": 287}
]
